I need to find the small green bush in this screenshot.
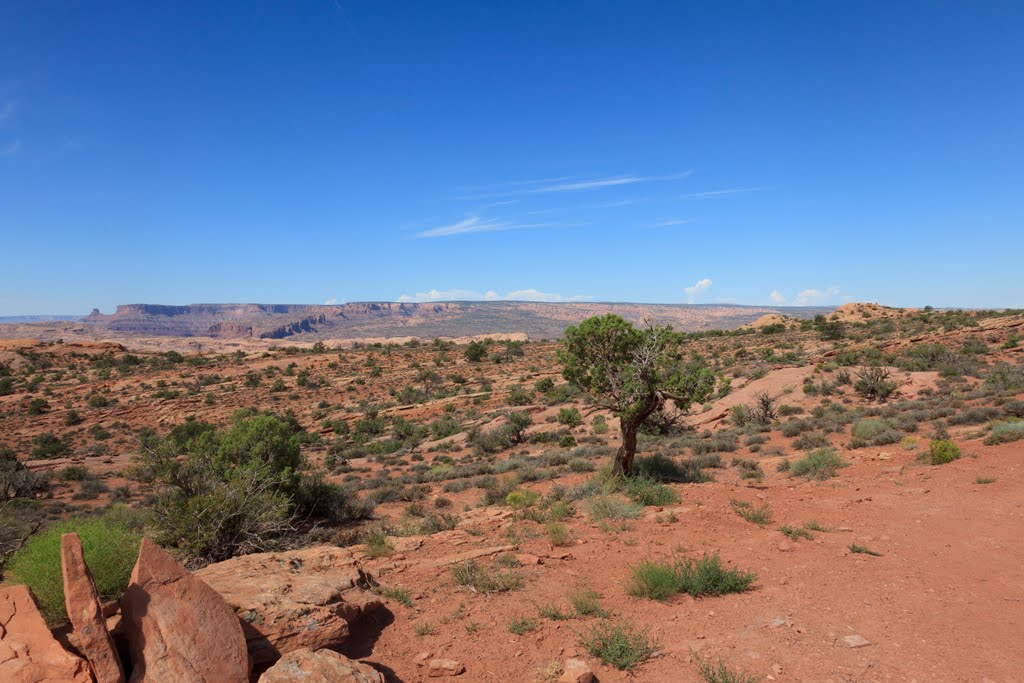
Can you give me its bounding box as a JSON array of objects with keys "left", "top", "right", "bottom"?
[
  {"left": 579, "top": 619, "right": 657, "bottom": 671},
  {"left": 6, "top": 507, "right": 144, "bottom": 625},
  {"left": 626, "top": 553, "right": 756, "bottom": 600},
  {"left": 789, "top": 447, "right": 848, "bottom": 480},
  {"left": 586, "top": 496, "right": 642, "bottom": 520},
  {"left": 929, "top": 439, "right": 961, "bottom": 464},
  {"left": 624, "top": 475, "right": 679, "bottom": 506}
]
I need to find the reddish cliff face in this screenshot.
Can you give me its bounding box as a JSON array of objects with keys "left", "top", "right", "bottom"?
[{"left": 79, "top": 301, "right": 829, "bottom": 341}]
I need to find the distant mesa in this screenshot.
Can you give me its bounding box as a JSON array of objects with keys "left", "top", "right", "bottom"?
[{"left": 75, "top": 301, "right": 834, "bottom": 342}]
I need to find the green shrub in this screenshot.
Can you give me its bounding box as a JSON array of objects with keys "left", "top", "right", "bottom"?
[
  {"left": 984, "top": 421, "right": 1024, "bottom": 445},
  {"left": 6, "top": 507, "right": 144, "bottom": 625},
  {"left": 568, "top": 585, "right": 608, "bottom": 616},
  {"left": 591, "top": 415, "right": 609, "bottom": 434},
  {"left": 579, "top": 619, "right": 657, "bottom": 671},
  {"left": 929, "top": 439, "right": 961, "bottom": 464},
  {"left": 450, "top": 559, "right": 523, "bottom": 592},
  {"left": 633, "top": 453, "right": 710, "bottom": 483},
  {"left": 729, "top": 499, "right": 772, "bottom": 526},
  {"left": 624, "top": 475, "right": 679, "bottom": 506},
  {"left": 586, "top": 496, "right": 642, "bottom": 520},
  {"left": 557, "top": 408, "right": 583, "bottom": 428},
  {"left": 626, "top": 553, "right": 756, "bottom": 600},
  {"left": 789, "top": 447, "right": 848, "bottom": 480},
  {"left": 696, "top": 655, "right": 759, "bottom": 683}
]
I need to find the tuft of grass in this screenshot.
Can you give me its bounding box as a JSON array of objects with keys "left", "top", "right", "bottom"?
[
  {"left": 6, "top": 506, "right": 144, "bottom": 626},
  {"left": 362, "top": 527, "right": 395, "bottom": 557},
  {"left": 586, "top": 495, "right": 643, "bottom": 520},
  {"left": 537, "top": 602, "right": 572, "bottom": 621},
  {"left": 975, "top": 475, "right": 997, "bottom": 484},
  {"left": 729, "top": 499, "right": 773, "bottom": 526},
  {"left": 376, "top": 586, "right": 413, "bottom": 608},
  {"left": 414, "top": 622, "right": 436, "bottom": 636},
  {"left": 507, "top": 615, "right": 538, "bottom": 635},
  {"left": 849, "top": 543, "right": 883, "bottom": 557},
  {"left": 803, "top": 520, "right": 831, "bottom": 533},
  {"left": 788, "top": 447, "right": 848, "bottom": 480},
  {"left": 545, "top": 521, "right": 570, "bottom": 546},
  {"left": 579, "top": 619, "right": 658, "bottom": 671},
  {"left": 696, "top": 655, "right": 759, "bottom": 683},
  {"left": 568, "top": 586, "right": 609, "bottom": 617},
  {"left": 778, "top": 524, "right": 813, "bottom": 540},
  {"left": 626, "top": 553, "right": 756, "bottom": 600},
  {"left": 450, "top": 559, "right": 524, "bottom": 593}
]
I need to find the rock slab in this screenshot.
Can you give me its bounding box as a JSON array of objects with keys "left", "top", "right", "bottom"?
[
  {"left": 257, "top": 647, "right": 383, "bottom": 683},
  {"left": 195, "top": 545, "right": 382, "bottom": 667},
  {"left": 61, "top": 533, "right": 126, "bottom": 683},
  {"left": 0, "top": 584, "right": 92, "bottom": 683},
  {"left": 558, "top": 658, "right": 595, "bottom": 683},
  {"left": 120, "top": 538, "right": 249, "bottom": 683}
]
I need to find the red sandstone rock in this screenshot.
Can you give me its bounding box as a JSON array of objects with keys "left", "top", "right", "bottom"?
[
  {"left": 257, "top": 647, "right": 383, "bottom": 683},
  {"left": 120, "top": 539, "right": 249, "bottom": 683},
  {"left": 61, "top": 533, "right": 125, "bottom": 683},
  {"left": 195, "top": 545, "right": 382, "bottom": 667},
  {"left": 0, "top": 585, "right": 92, "bottom": 683}
]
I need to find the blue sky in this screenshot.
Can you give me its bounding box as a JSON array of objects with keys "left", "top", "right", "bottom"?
[{"left": 1, "top": 1, "right": 1022, "bottom": 315}]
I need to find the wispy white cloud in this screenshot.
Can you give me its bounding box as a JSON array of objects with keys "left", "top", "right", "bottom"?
[
  {"left": 324, "top": 298, "right": 341, "bottom": 305},
  {"left": 650, "top": 218, "right": 689, "bottom": 228},
  {"left": 397, "top": 288, "right": 592, "bottom": 303},
  {"left": 414, "top": 215, "right": 585, "bottom": 238},
  {"left": 769, "top": 290, "right": 786, "bottom": 304},
  {"left": 0, "top": 140, "right": 20, "bottom": 156},
  {"left": 414, "top": 216, "right": 528, "bottom": 238},
  {"left": 458, "top": 170, "right": 693, "bottom": 199},
  {"left": 681, "top": 186, "right": 772, "bottom": 199},
  {"left": 684, "top": 277, "right": 713, "bottom": 304},
  {"left": 0, "top": 102, "right": 14, "bottom": 123}
]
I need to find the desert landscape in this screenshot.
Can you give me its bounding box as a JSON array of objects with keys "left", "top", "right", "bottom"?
[
  {"left": 4, "top": 2, "right": 1022, "bottom": 681},
  {"left": 2, "top": 302, "right": 1022, "bottom": 681}
]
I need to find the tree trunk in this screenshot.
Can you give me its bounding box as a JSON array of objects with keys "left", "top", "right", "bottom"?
[
  {"left": 613, "top": 393, "right": 663, "bottom": 477},
  {"left": 613, "top": 419, "right": 641, "bottom": 476}
]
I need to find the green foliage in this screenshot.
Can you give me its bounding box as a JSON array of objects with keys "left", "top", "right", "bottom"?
[
  {"left": 849, "top": 543, "right": 883, "bottom": 556},
  {"left": 696, "top": 656, "right": 759, "bottom": 683},
  {"left": 6, "top": 507, "right": 144, "bottom": 625},
  {"left": 729, "top": 499, "right": 773, "bottom": 526},
  {"left": 929, "top": 439, "right": 961, "bottom": 464},
  {"left": 557, "top": 407, "right": 583, "bottom": 428},
  {"left": 984, "top": 421, "right": 1024, "bottom": 445},
  {"left": 623, "top": 475, "right": 679, "bottom": 506},
  {"left": 450, "top": 559, "right": 524, "bottom": 592},
  {"left": 788, "top": 447, "right": 848, "bottom": 480},
  {"left": 30, "top": 433, "right": 70, "bottom": 459},
  {"left": 135, "top": 412, "right": 363, "bottom": 562},
  {"left": 507, "top": 615, "right": 538, "bottom": 635},
  {"left": 559, "top": 314, "right": 717, "bottom": 475},
  {"left": 568, "top": 585, "right": 608, "bottom": 616},
  {"left": 633, "top": 453, "right": 711, "bottom": 484},
  {"left": 463, "top": 340, "right": 487, "bottom": 362},
  {"left": 591, "top": 414, "right": 609, "bottom": 434},
  {"left": 625, "top": 553, "right": 756, "bottom": 600},
  {"left": 27, "top": 398, "right": 50, "bottom": 415},
  {"left": 579, "top": 619, "right": 657, "bottom": 671},
  {"left": 586, "top": 496, "right": 643, "bottom": 520}
]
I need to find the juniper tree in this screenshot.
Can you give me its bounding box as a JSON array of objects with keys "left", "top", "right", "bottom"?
[{"left": 558, "top": 314, "right": 717, "bottom": 475}]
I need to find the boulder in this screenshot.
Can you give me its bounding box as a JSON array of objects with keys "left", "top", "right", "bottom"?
[
  {"left": 427, "top": 658, "right": 465, "bottom": 677},
  {"left": 120, "top": 539, "right": 249, "bottom": 683},
  {"left": 0, "top": 585, "right": 92, "bottom": 683},
  {"left": 558, "top": 658, "right": 595, "bottom": 683},
  {"left": 61, "top": 533, "right": 125, "bottom": 683},
  {"left": 195, "top": 545, "right": 382, "bottom": 667},
  {"left": 257, "top": 648, "right": 383, "bottom": 683}
]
